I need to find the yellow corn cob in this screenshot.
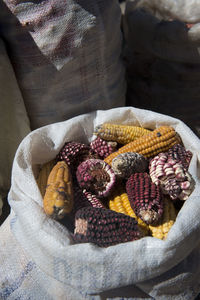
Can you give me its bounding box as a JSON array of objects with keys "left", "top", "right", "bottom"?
[
  {"left": 149, "top": 197, "right": 177, "bottom": 240},
  {"left": 37, "top": 159, "right": 56, "bottom": 197},
  {"left": 104, "top": 126, "right": 181, "bottom": 165},
  {"left": 94, "top": 123, "right": 151, "bottom": 144},
  {"left": 43, "top": 161, "right": 74, "bottom": 219},
  {"left": 108, "top": 188, "right": 149, "bottom": 236}
]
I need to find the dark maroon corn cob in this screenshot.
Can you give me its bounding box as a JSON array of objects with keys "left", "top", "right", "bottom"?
[
  {"left": 126, "top": 172, "right": 164, "bottom": 225},
  {"left": 167, "top": 144, "right": 192, "bottom": 170},
  {"left": 76, "top": 158, "right": 116, "bottom": 197},
  {"left": 73, "top": 207, "right": 143, "bottom": 247},
  {"left": 57, "top": 141, "right": 98, "bottom": 172},
  {"left": 90, "top": 137, "right": 117, "bottom": 159}
]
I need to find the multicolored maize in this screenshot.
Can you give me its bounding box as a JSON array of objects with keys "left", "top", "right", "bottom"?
[
  {"left": 167, "top": 144, "right": 193, "bottom": 170},
  {"left": 76, "top": 159, "right": 116, "bottom": 197},
  {"left": 73, "top": 207, "right": 143, "bottom": 247},
  {"left": 90, "top": 136, "right": 117, "bottom": 159},
  {"left": 108, "top": 188, "right": 149, "bottom": 236},
  {"left": 149, "top": 197, "right": 177, "bottom": 240},
  {"left": 149, "top": 152, "right": 195, "bottom": 200},
  {"left": 104, "top": 126, "right": 181, "bottom": 165},
  {"left": 43, "top": 161, "right": 74, "bottom": 219},
  {"left": 57, "top": 141, "right": 98, "bottom": 172},
  {"left": 37, "top": 159, "right": 56, "bottom": 197},
  {"left": 94, "top": 123, "right": 151, "bottom": 144},
  {"left": 126, "top": 172, "right": 164, "bottom": 225},
  {"left": 111, "top": 152, "right": 148, "bottom": 179}
]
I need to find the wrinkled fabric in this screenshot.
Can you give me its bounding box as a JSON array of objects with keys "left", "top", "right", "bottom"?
[
  {"left": 0, "top": 38, "right": 30, "bottom": 217},
  {"left": 123, "top": 0, "right": 200, "bottom": 137},
  {"left": 1, "top": 107, "right": 199, "bottom": 299},
  {"left": 1, "top": 0, "right": 126, "bottom": 129}
]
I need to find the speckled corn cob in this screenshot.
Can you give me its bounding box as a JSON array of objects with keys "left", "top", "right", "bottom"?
[
  {"left": 104, "top": 126, "right": 181, "bottom": 165},
  {"left": 57, "top": 141, "right": 98, "bottom": 172},
  {"left": 73, "top": 207, "right": 143, "bottom": 247},
  {"left": 149, "top": 152, "right": 195, "bottom": 200},
  {"left": 37, "top": 159, "right": 56, "bottom": 197},
  {"left": 108, "top": 188, "right": 149, "bottom": 236},
  {"left": 126, "top": 172, "right": 164, "bottom": 225},
  {"left": 90, "top": 136, "right": 117, "bottom": 159},
  {"left": 94, "top": 123, "right": 151, "bottom": 144},
  {"left": 43, "top": 161, "right": 74, "bottom": 219},
  {"left": 149, "top": 197, "right": 177, "bottom": 240},
  {"left": 76, "top": 159, "right": 116, "bottom": 197},
  {"left": 167, "top": 144, "right": 193, "bottom": 170},
  {"left": 111, "top": 152, "right": 148, "bottom": 179}
]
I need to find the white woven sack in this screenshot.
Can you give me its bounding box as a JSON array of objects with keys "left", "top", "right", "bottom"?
[{"left": 5, "top": 107, "right": 200, "bottom": 299}]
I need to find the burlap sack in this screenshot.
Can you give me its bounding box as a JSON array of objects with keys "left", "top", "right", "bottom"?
[
  {"left": 0, "top": 38, "right": 30, "bottom": 217},
  {"left": 1, "top": 0, "right": 126, "bottom": 129},
  {"left": 1, "top": 106, "right": 200, "bottom": 299},
  {"left": 123, "top": 0, "right": 200, "bottom": 137}
]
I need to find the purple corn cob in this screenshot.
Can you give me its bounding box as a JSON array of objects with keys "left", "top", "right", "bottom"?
[
  {"left": 111, "top": 152, "right": 148, "bottom": 179},
  {"left": 74, "top": 207, "right": 143, "bottom": 247},
  {"left": 126, "top": 172, "right": 164, "bottom": 225},
  {"left": 149, "top": 152, "right": 195, "bottom": 201},
  {"left": 76, "top": 159, "right": 116, "bottom": 198},
  {"left": 167, "top": 144, "right": 192, "bottom": 170},
  {"left": 57, "top": 141, "right": 98, "bottom": 172},
  {"left": 90, "top": 136, "right": 117, "bottom": 159}
]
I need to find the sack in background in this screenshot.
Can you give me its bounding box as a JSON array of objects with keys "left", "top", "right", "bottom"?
[
  {"left": 0, "top": 38, "right": 30, "bottom": 218},
  {"left": 1, "top": 0, "right": 126, "bottom": 130},
  {"left": 1, "top": 107, "right": 200, "bottom": 299},
  {"left": 123, "top": 0, "right": 200, "bottom": 137}
]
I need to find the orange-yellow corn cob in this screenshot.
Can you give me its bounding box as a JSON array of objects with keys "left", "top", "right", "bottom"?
[
  {"left": 149, "top": 197, "right": 177, "bottom": 240},
  {"left": 37, "top": 159, "right": 56, "bottom": 197},
  {"left": 43, "top": 161, "right": 74, "bottom": 219},
  {"left": 104, "top": 126, "right": 181, "bottom": 165},
  {"left": 108, "top": 187, "right": 149, "bottom": 236},
  {"left": 94, "top": 123, "right": 151, "bottom": 144}
]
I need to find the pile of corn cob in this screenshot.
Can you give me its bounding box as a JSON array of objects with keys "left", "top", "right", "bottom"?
[{"left": 37, "top": 123, "right": 195, "bottom": 247}]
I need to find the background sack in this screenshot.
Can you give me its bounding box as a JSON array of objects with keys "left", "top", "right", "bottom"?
[
  {"left": 1, "top": 107, "right": 200, "bottom": 299},
  {"left": 123, "top": 0, "right": 200, "bottom": 137},
  {"left": 0, "top": 38, "right": 30, "bottom": 217},
  {"left": 1, "top": 0, "right": 126, "bottom": 130}
]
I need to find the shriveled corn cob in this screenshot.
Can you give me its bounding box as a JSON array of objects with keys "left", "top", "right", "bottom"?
[
  {"left": 149, "top": 197, "right": 177, "bottom": 240},
  {"left": 104, "top": 126, "right": 181, "bottom": 165},
  {"left": 94, "top": 123, "right": 151, "bottom": 144},
  {"left": 43, "top": 161, "right": 74, "bottom": 219},
  {"left": 108, "top": 188, "right": 149, "bottom": 236},
  {"left": 37, "top": 159, "right": 56, "bottom": 197}
]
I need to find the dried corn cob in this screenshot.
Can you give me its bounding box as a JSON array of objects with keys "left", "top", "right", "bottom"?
[
  {"left": 104, "top": 126, "right": 181, "bottom": 165},
  {"left": 94, "top": 123, "right": 151, "bottom": 144},
  {"left": 149, "top": 197, "right": 177, "bottom": 240},
  {"left": 126, "top": 172, "right": 164, "bottom": 225},
  {"left": 43, "top": 161, "right": 74, "bottom": 219},
  {"left": 108, "top": 188, "right": 149, "bottom": 236},
  {"left": 111, "top": 152, "right": 148, "bottom": 179},
  {"left": 73, "top": 207, "right": 143, "bottom": 247},
  {"left": 149, "top": 153, "right": 195, "bottom": 200},
  {"left": 167, "top": 144, "right": 193, "bottom": 170},
  {"left": 57, "top": 141, "right": 98, "bottom": 172},
  {"left": 90, "top": 136, "right": 117, "bottom": 159},
  {"left": 37, "top": 159, "right": 56, "bottom": 197},
  {"left": 76, "top": 159, "right": 116, "bottom": 198}
]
